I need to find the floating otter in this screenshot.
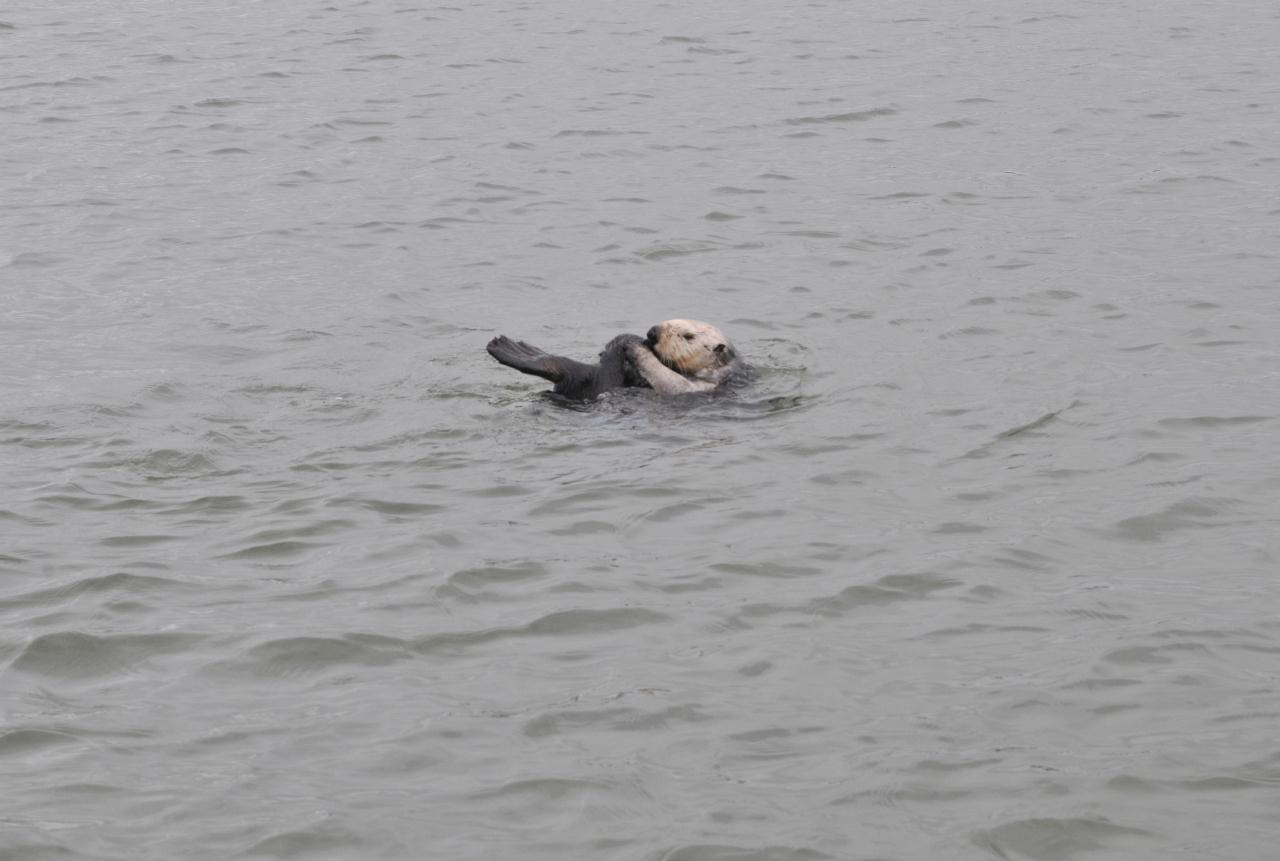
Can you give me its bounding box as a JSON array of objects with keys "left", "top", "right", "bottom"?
[{"left": 487, "top": 319, "right": 739, "bottom": 400}]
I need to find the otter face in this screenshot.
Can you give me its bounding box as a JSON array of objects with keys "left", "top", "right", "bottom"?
[{"left": 645, "top": 319, "right": 737, "bottom": 382}]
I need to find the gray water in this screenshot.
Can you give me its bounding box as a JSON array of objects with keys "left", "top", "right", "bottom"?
[{"left": 3, "top": 1, "right": 1279, "bottom": 858}]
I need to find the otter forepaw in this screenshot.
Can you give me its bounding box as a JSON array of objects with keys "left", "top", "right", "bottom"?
[{"left": 624, "top": 339, "right": 650, "bottom": 357}]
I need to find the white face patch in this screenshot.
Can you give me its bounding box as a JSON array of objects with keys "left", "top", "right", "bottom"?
[{"left": 649, "top": 319, "right": 736, "bottom": 380}]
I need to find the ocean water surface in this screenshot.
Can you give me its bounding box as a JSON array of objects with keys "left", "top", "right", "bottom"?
[{"left": 2, "top": 1, "right": 1279, "bottom": 859}]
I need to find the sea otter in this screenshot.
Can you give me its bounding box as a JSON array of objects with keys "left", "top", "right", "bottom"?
[{"left": 487, "top": 319, "right": 739, "bottom": 400}]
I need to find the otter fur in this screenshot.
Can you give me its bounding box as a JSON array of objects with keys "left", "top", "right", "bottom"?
[
  {"left": 628, "top": 319, "right": 739, "bottom": 395},
  {"left": 487, "top": 319, "right": 739, "bottom": 401}
]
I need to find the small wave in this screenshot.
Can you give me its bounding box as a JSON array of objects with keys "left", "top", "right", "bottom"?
[
  {"left": 469, "top": 776, "right": 609, "bottom": 800},
  {"left": 809, "top": 572, "right": 960, "bottom": 615},
  {"left": 239, "top": 822, "right": 366, "bottom": 858},
  {"left": 525, "top": 703, "right": 709, "bottom": 738},
  {"left": 1108, "top": 496, "right": 1242, "bottom": 542},
  {"left": 554, "top": 128, "right": 648, "bottom": 137},
  {"left": 5, "top": 252, "right": 69, "bottom": 268},
  {"left": 444, "top": 561, "right": 548, "bottom": 591},
  {"left": 972, "top": 816, "right": 1154, "bottom": 858},
  {"left": 131, "top": 448, "right": 221, "bottom": 478},
  {"left": 10, "top": 631, "right": 202, "bottom": 679},
  {"left": 709, "top": 561, "right": 821, "bottom": 578},
  {"left": 215, "top": 540, "right": 331, "bottom": 561},
  {"left": 413, "top": 607, "right": 668, "bottom": 655},
  {"left": 1158, "top": 415, "right": 1271, "bottom": 428},
  {"left": 163, "top": 494, "right": 250, "bottom": 515},
  {"left": 634, "top": 241, "right": 722, "bottom": 261},
  {"left": 0, "top": 728, "right": 82, "bottom": 756},
  {"left": 208, "top": 635, "right": 411, "bottom": 679},
  {"left": 0, "top": 572, "right": 186, "bottom": 612},
  {"left": 654, "top": 844, "right": 833, "bottom": 861},
  {"left": 345, "top": 497, "right": 447, "bottom": 516},
  {"left": 100, "top": 534, "right": 179, "bottom": 548},
  {"left": 784, "top": 106, "right": 897, "bottom": 125}
]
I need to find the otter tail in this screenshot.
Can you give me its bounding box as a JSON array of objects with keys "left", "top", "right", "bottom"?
[{"left": 487, "top": 336, "right": 593, "bottom": 385}]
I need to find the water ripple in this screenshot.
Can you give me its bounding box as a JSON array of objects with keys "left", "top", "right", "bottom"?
[
  {"left": 414, "top": 608, "right": 669, "bottom": 655},
  {"left": 972, "top": 817, "right": 1154, "bottom": 859},
  {"left": 10, "top": 631, "right": 203, "bottom": 679}
]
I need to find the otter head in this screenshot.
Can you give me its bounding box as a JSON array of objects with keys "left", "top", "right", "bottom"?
[{"left": 645, "top": 319, "right": 737, "bottom": 383}]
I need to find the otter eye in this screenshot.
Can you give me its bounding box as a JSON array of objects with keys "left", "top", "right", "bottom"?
[{"left": 683, "top": 333, "right": 695, "bottom": 341}]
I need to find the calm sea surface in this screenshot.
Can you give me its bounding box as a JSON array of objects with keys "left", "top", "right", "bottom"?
[{"left": 3, "top": 1, "right": 1279, "bottom": 859}]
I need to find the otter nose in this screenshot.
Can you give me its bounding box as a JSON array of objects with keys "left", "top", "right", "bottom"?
[{"left": 645, "top": 326, "right": 660, "bottom": 344}]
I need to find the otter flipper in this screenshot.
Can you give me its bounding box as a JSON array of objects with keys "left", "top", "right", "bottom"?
[
  {"left": 488, "top": 333, "right": 648, "bottom": 400},
  {"left": 486, "top": 335, "right": 596, "bottom": 388}
]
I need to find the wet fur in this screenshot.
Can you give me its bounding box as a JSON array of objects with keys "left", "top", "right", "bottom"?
[
  {"left": 487, "top": 319, "right": 739, "bottom": 400},
  {"left": 629, "top": 319, "right": 738, "bottom": 394},
  {"left": 486, "top": 333, "right": 648, "bottom": 400}
]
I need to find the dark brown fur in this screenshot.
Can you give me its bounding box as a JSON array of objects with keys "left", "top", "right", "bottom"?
[{"left": 486, "top": 333, "right": 648, "bottom": 400}]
